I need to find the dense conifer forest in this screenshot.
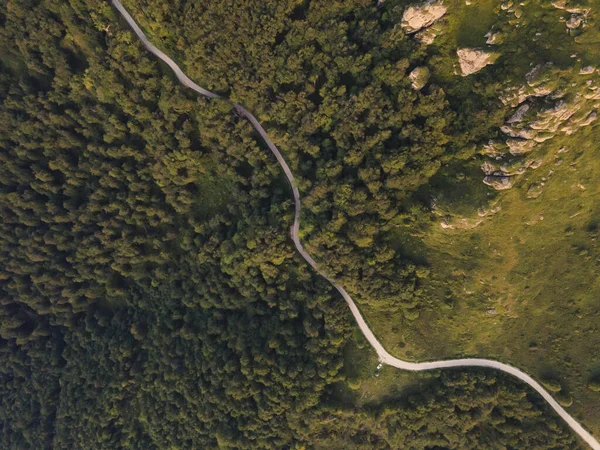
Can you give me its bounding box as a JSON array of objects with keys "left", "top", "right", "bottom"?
[{"left": 0, "top": 0, "right": 591, "bottom": 448}]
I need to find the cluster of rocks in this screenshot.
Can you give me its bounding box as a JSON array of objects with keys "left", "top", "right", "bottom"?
[
  {"left": 398, "top": 2, "right": 598, "bottom": 195},
  {"left": 481, "top": 64, "right": 600, "bottom": 190},
  {"left": 500, "top": 1, "right": 524, "bottom": 19},
  {"left": 439, "top": 203, "right": 502, "bottom": 229},
  {"left": 400, "top": 1, "right": 446, "bottom": 91},
  {"left": 401, "top": 2, "right": 498, "bottom": 81},
  {"left": 552, "top": 0, "right": 590, "bottom": 31},
  {"left": 401, "top": 0, "right": 448, "bottom": 47}
]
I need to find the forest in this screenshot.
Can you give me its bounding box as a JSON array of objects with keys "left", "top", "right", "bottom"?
[{"left": 0, "top": 0, "right": 591, "bottom": 448}]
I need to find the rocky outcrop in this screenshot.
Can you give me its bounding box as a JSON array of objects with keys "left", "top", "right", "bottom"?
[
  {"left": 507, "top": 138, "right": 537, "bottom": 155},
  {"left": 415, "top": 24, "right": 442, "bottom": 45},
  {"left": 439, "top": 204, "right": 501, "bottom": 229},
  {"left": 561, "top": 111, "right": 597, "bottom": 134},
  {"left": 580, "top": 66, "right": 595, "bottom": 75},
  {"left": 401, "top": 1, "right": 447, "bottom": 34},
  {"left": 457, "top": 48, "right": 497, "bottom": 76},
  {"left": 529, "top": 98, "right": 583, "bottom": 132},
  {"left": 409, "top": 66, "right": 430, "bottom": 90},
  {"left": 566, "top": 15, "right": 583, "bottom": 29},
  {"left": 506, "top": 104, "right": 530, "bottom": 123},
  {"left": 482, "top": 140, "right": 505, "bottom": 157},
  {"left": 482, "top": 64, "right": 600, "bottom": 192},
  {"left": 501, "top": 64, "right": 559, "bottom": 106},
  {"left": 483, "top": 175, "right": 513, "bottom": 190},
  {"left": 552, "top": 0, "right": 590, "bottom": 14},
  {"left": 554, "top": 0, "right": 590, "bottom": 31}
]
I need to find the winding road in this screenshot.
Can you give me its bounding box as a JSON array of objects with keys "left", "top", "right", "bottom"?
[{"left": 111, "top": 1, "right": 600, "bottom": 448}]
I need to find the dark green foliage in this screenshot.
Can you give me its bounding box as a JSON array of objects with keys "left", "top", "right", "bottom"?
[
  {"left": 123, "top": 0, "right": 506, "bottom": 316},
  {"left": 1, "top": 0, "right": 348, "bottom": 447},
  {"left": 0, "top": 0, "right": 583, "bottom": 449},
  {"left": 295, "top": 371, "right": 582, "bottom": 449}
]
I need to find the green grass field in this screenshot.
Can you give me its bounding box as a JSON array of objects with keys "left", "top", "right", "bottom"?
[{"left": 360, "top": 122, "right": 600, "bottom": 435}]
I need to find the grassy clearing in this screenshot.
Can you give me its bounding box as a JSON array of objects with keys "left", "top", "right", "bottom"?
[
  {"left": 366, "top": 125, "right": 600, "bottom": 435},
  {"left": 333, "top": 327, "right": 436, "bottom": 407}
]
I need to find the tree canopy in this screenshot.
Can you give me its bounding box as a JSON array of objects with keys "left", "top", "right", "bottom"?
[{"left": 0, "top": 0, "right": 584, "bottom": 448}]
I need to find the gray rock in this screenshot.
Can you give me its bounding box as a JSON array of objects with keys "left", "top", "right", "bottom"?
[
  {"left": 485, "top": 30, "right": 503, "bottom": 45},
  {"left": 507, "top": 104, "right": 530, "bottom": 123},
  {"left": 552, "top": 0, "right": 590, "bottom": 14},
  {"left": 580, "top": 111, "right": 597, "bottom": 126},
  {"left": 482, "top": 140, "right": 506, "bottom": 157}
]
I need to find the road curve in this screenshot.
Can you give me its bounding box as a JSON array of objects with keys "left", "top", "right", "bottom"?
[{"left": 111, "top": 1, "right": 599, "bottom": 448}]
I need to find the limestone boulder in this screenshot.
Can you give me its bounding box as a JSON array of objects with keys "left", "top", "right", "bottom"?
[
  {"left": 401, "top": 1, "right": 447, "bottom": 34},
  {"left": 457, "top": 48, "right": 497, "bottom": 76},
  {"left": 409, "top": 66, "right": 430, "bottom": 90}
]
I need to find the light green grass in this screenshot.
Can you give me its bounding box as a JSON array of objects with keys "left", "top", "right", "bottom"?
[{"left": 368, "top": 125, "right": 600, "bottom": 434}]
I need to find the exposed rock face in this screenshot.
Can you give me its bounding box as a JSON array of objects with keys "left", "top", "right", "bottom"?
[
  {"left": 506, "top": 104, "right": 530, "bottom": 123},
  {"left": 482, "top": 140, "right": 505, "bottom": 157},
  {"left": 581, "top": 111, "right": 597, "bottom": 126},
  {"left": 501, "top": 63, "right": 558, "bottom": 106},
  {"left": 507, "top": 138, "right": 536, "bottom": 155},
  {"left": 529, "top": 98, "right": 583, "bottom": 132},
  {"left": 409, "top": 66, "right": 430, "bottom": 90},
  {"left": 457, "top": 48, "right": 497, "bottom": 76},
  {"left": 552, "top": 0, "right": 590, "bottom": 14},
  {"left": 401, "top": 1, "right": 447, "bottom": 34},
  {"left": 501, "top": 125, "right": 536, "bottom": 139},
  {"left": 529, "top": 159, "right": 543, "bottom": 169},
  {"left": 439, "top": 204, "right": 501, "bottom": 229},
  {"left": 483, "top": 175, "right": 513, "bottom": 190},
  {"left": 482, "top": 64, "right": 600, "bottom": 192},
  {"left": 566, "top": 14, "right": 583, "bottom": 29},
  {"left": 533, "top": 133, "right": 554, "bottom": 143},
  {"left": 561, "top": 111, "right": 597, "bottom": 134},
  {"left": 580, "top": 66, "right": 595, "bottom": 75},
  {"left": 415, "top": 25, "right": 441, "bottom": 45},
  {"left": 481, "top": 161, "right": 497, "bottom": 176}
]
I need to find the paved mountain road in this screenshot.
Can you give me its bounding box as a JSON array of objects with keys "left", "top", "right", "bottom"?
[{"left": 111, "top": 1, "right": 600, "bottom": 448}]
